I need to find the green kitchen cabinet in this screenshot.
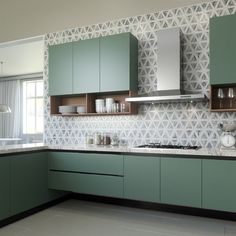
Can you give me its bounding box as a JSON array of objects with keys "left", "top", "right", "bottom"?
[
  {"left": 48, "top": 152, "right": 124, "bottom": 198},
  {"left": 210, "top": 14, "right": 236, "bottom": 85},
  {"left": 202, "top": 159, "right": 236, "bottom": 212},
  {"left": 161, "top": 157, "right": 201, "bottom": 208},
  {"left": 49, "top": 43, "right": 73, "bottom": 95},
  {"left": 100, "top": 33, "right": 138, "bottom": 92},
  {"left": 124, "top": 155, "right": 160, "bottom": 202},
  {"left": 0, "top": 157, "right": 11, "bottom": 220},
  {"left": 48, "top": 152, "right": 123, "bottom": 175},
  {"left": 11, "top": 152, "right": 64, "bottom": 215},
  {"left": 49, "top": 171, "right": 123, "bottom": 198},
  {"left": 73, "top": 38, "right": 100, "bottom": 93}
]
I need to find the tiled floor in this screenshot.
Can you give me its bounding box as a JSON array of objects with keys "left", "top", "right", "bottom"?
[{"left": 0, "top": 200, "right": 235, "bottom": 236}]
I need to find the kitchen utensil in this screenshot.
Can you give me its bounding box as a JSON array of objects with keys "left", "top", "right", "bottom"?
[
  {"left": 95, "top": 99, "right": 105, "bottom": 113},
  {"left": 228, "top": 88, "right": 235, "bottom": 108},
  {"left": 112, "top": 103, "right": 119, "bottom": 113},
  {"left": 77, "top": 105, "right": 86, "bottom": 114},
  {"left": 220, "top": 132, "right": 236, "bottom": 148},
  {"left": 120, "top": 103, "right": 126, "bottom": 112},
  {"left": 217, "top": 88, "right": 224, "bottom": 109},
  {"left": 106, "top": 98, "right": 114, "bottom": 113}
]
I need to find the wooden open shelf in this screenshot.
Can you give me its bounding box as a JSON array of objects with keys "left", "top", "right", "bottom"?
[
  {"left": 210, "top": 85, "right": 236, "bottom": 112},
  {"left": 50, "top": 91, "right": 138, "bottom": 116}
]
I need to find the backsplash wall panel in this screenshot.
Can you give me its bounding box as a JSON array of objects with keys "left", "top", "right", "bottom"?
[{"left": 44, "top": 0, "right": 236, "bottom": 148}]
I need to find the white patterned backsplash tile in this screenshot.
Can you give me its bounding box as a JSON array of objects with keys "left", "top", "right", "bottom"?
[{"left": 44, "top": 0, "right": 236, "bottom": 148}]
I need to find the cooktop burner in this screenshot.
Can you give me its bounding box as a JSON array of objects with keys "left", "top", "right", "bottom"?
[{"left": 137, "top": 143, "right": 201, "bottom": 150}]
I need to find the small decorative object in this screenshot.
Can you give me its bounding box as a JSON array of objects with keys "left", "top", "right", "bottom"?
[
  {"left": 228, "top": 88, "right": 235, "bottom": 108},
  {"left": 111, "top": 134, "right": 119, "bottom": 146},
  {"left": 220, "top": 132, "right": 236, "bottom": 148},
  {"left": 219, "top": 122, "right": 236, "bottom": 149},
  {"left": 120, "top": 103, "right": 126, "bottom": 112},
  {"left": 0, "top": 104, "right": 11, "bottom": 113},
  {"left": 217, "top": 88, "right": 224, "bottom": 109}
]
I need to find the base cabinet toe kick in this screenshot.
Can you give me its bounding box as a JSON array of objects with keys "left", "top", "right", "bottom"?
[{"left": 48, "top": 152, "right": 236, "bottom": 215}]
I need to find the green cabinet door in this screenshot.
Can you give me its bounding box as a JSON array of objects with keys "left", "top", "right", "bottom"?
[
  {"left": 0, "top": 157, "right": 10, "bottom": 220},
  {"left": 161, "top": 157, "right": 201, "bottom": 208},
  {"left": 49, "top": 43, "right": 73, "bottom": 95},
  {"left": 202, "top": 159, "right": 236, "bottom": 212},
  {"left": 11, "top": 152, "right": 64, "bottom": 215},
  {"left": 210, "top": 14, "right": 236, "bottom": 85},
  {"left": 124, "top": 155, "right": 160, "bottom": 202},
  {"left": 100, "top": 33, "right": 138, "bottom": 92},
  {"left": 73, "top": 38, "right": 100, "bottom": 93},
  {"left": 49, "top": 152, "right": 123, "bottom": 175}
]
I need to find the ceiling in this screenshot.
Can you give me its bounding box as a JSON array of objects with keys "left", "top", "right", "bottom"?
[
  {"left": 0, "top": 0, "right": 208, "bottom": 43},
  {"left": 0, "top": 39, "right": 44, "bottom": 78}
]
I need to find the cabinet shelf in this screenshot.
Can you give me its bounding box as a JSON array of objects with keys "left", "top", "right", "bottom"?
[
  {"left": 50, "top": 91, "right": 138, "bottom": 116},
  {"left": 210, "top": 85, "right": 236, "bottom": 112}
]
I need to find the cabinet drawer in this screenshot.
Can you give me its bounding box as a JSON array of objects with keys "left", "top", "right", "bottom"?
[
  {"left": 48, "top": 171, "right": 123, "bottom": 198},
  {"left": 49, "top": 152, "right": 124, "bottom": 175}
]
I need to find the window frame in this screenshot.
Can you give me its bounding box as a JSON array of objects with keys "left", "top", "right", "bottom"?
[{"left": 22, "top": 78, "right": 44, "bottom": 135}]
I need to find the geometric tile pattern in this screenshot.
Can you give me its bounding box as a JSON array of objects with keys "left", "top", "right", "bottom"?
[{"left": 44, "top": 0, "right": 236, "bottom": 148}]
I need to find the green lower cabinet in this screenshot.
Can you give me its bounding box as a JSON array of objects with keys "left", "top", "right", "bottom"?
[
  {"left": 202, "top": 160, "right": 236, "bottom": 212},
  {"left": 0, "top": 157, "right": 11, "bottom": 220},
  {"left": 49, "top": 152, "right": 123, "bottom": 176},
  {"left": 161, "top": 157, "right": 202, "bottom": 208},
  {"left": 124, "top": 155, "right": 160, "bottom": 202},
  {"left": 11, "top": 152, "right": 64, "bottom": 215},
  {"left": 49, "top": 171, "right": 123, "bottom": 198}
]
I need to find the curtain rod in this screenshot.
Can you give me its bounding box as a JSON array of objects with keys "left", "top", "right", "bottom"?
[{"left": 0, "top": 72, "right": 43, "bottom": 82}]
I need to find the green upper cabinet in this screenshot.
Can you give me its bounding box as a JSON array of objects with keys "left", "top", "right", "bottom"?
[
  {"left": 73, "top": 38, "right": 100, "bottom": 93},
  {"left": 49, "top": 43, "right": 73, "bottom": 95},
  {"left": 100, "top": 33, "right": 138, "bottom": 92},
  {"left": 48, "top": 33, "right": 138, "bottom": 95},
  {"left": 124, "top": 155, "right": 160, "bottom": 202},
  {"left": 0, "top": 157, "right": 11, "bottom": 221},
  {"left": 202, "top": 159, "right": 236, "bottom": 212},
  {"left": 210, "top": 14, "right": 236, "bottom": 85},
  {"left": 161, "top": 157, "right": 202, "bottom": 208}
]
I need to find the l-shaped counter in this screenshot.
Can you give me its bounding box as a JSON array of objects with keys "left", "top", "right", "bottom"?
[{"left": 1, "top": 143, "right": 236, "bottom": 225}]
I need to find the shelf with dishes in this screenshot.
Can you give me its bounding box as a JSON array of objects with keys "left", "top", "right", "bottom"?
[
  {"left": 50, "top": 91, "right": 138, "bottom": 116},
  {"left": 210, "top": 85, "right": 236, "bottom": 112}
]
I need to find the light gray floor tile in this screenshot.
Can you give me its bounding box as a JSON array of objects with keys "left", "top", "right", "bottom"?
[{"left": 0, "top": 200, "right": 233, "bottom": 236}]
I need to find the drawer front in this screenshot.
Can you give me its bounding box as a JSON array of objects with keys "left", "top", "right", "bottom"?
[
  {"left": 48, "top": 171, "right": 123, "bottom": 198},
  {"left": 49, "top": 152, "right": 124, "bottom": 175}
]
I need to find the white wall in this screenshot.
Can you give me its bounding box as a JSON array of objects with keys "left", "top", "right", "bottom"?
[
  {"left": 0, "top": 40, "right": 44, "bottom": 77},
  {"left": 0, "top": 0, "right": 207, "bottom": 43}
]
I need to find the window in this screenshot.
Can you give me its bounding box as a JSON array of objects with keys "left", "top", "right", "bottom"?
[{"left": 22, "top": 80, "right": 43, "bottom": 134}]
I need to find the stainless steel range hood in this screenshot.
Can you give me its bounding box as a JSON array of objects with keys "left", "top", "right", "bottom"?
[{"left": 126, "top": 28, "right": 207, "bottom": 104}]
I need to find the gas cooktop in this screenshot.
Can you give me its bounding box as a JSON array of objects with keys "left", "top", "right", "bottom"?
[{"left": 136, "top": 143, "right": 201, "bottom": 150}]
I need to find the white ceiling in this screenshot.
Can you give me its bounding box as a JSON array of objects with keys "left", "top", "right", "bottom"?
[
  {"left": 0, "top": 0, "right": 207, "bottom": 43},
  {"left": 0, "top": 40, "right": 44, "bottom": 78}
]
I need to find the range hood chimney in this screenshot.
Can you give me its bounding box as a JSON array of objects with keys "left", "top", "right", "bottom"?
[{"left": 126, "top": 28, "right": 207, "bottom": 103}]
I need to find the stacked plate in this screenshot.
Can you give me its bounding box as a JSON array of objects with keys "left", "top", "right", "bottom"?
[
  {"left": 106, "top": 98, "right": 114, "bottom": 113},
  {"left": 77, "top": 105, "right": 86, "bottom": 114},
  {"left": 95, "top": 99, "right": 105, "bottom": 113},
  {"left": 59, "top": 105, "right": 77, "bottom": 114}
]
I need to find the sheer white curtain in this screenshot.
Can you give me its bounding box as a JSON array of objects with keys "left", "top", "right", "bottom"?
[{"left": 0, "top": 79, "right": 21, "bottom": 138}]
